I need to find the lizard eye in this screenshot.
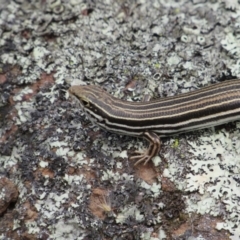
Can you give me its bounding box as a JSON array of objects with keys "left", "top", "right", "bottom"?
[{"left": 80, "top": 98, "right": 92, "bottom": 108}]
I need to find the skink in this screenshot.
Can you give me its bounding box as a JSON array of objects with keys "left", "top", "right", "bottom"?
[{"left": 69, "top": 79, "right": 240, "bottom": 165}]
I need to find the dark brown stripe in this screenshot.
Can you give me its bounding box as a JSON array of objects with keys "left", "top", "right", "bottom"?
[{"left": 70, "top": 79, "right": 240, "bottom": 136}]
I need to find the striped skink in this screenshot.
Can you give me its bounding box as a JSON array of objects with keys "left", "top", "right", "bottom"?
[{"left": 69, "top": 79, "right": 240, "bottom": 165}]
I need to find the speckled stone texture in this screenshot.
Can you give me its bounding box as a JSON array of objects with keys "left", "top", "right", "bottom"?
[{"left": 1, "top": 0, "right": 240, "bottom": 239}]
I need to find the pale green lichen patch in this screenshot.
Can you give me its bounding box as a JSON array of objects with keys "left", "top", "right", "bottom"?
[
  {"left": 164, "top": 127, "right": 240, "bottom": 238},
  {"left": 116, "top": 205, "right": 144, "bottom": 224},
  {"left": 140, "top": 181, "right": 161, "bottom": 198}
]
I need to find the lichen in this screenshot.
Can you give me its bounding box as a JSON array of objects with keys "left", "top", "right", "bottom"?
[{"left": 1, "top": 0, "right": 240, "bottom": 239}]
